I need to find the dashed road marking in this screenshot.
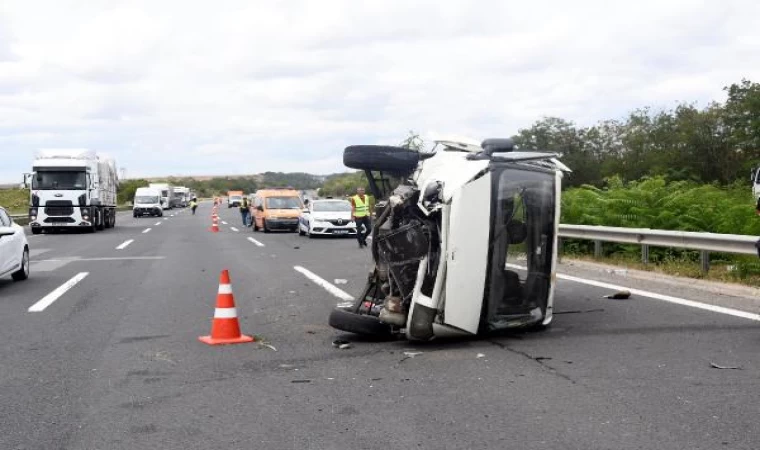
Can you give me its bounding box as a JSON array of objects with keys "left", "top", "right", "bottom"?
[
  {"left": 294, "top": 266, "right": 353, "bottom": 302},
  {"left": 231, "top": 227, "right": 239, "bottom": 232},
  {"left": 142, "top": 228, "right": 152, "bottom": 234},
  {"left": 116, "top": 239, "right": 134, "bottom": 250},
  {"left": 28, "top": 272, "right": 89, "bottom": 312},
  {"left": 247, "top": 237, "right": 265, "bottom": 247}
]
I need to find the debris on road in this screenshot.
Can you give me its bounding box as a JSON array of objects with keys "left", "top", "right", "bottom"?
[
  {"left": 476, "top": 353, "right": 486, "bottom": 358},
  {"left": 604, "top": 290, "right": 631, "bottom": 300},
  {"left": 291, "top": 380, "right": 312, "bottom": 384},
  {"left": 332, "top": 339, "right": 352, "bottom": 349},
  {"left": 334, "top": 279, "right": 348, "bottom": 285},
  {"left": 403, "top": 351, "right": 423, "bottom": 358},
  {"left": 293, "top": 246, "right": 300, "bottom": 249},
  {"left": 710, "top": 362, "right": 742, "bottom": 370},
  {"left": 260, "top": 343, "right": 277, "bottom": 352}
]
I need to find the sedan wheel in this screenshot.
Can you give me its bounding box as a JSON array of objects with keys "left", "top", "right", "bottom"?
[{"left": 12, "top": 248, "right": 29, "bottom": 281}]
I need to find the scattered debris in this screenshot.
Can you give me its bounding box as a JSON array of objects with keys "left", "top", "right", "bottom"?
[
  {"left": 534, "top": 356, "right": 552, "bottom": 362},
  {"left": 306, "top": 330, "right": 316, "bottom": 334},
  {"left": 554, "top": 308, "right": 605, "bottom": 315},
  {"left": 291, "top": 380, "right": 312, "bottom": 384},
  {"left": 605, "top": 269, "right": 628, "bottom": 276},
  {"left": 279, "top": 364, "right": 295, "bottom": 369},
  {"left": 289, "top": 290, "right": 296, "bottom": 294},
  {"left": 332, "top": 339, "right": 352, "bottom": 350},
  {"left": 710, "top": 362, "right": 742, "bottom": 370},
  {"left": 604, "top": 290, "right": 631, "bottom": 300},
  {"left": 260, "top": 343, "right": 277, "bottom": 352},
  {"left": 476, "top": 353, "right": 486, "bottom": 358},
  {"left": 403, "top": 351, "right": 423, "bottom": 358},
  {"left": 293, "top": 246, "right": 300, "bottom": 249},
  {"left": 334, "top": 279, "right": 348, "bottom": 285}
]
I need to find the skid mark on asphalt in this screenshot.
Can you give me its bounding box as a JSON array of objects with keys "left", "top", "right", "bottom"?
[
  {"left": 28, "top": 272, "right": 89, "bottom": 312},
  {"left": 294, "top": 266, "right": 354, "bottom": 302}
]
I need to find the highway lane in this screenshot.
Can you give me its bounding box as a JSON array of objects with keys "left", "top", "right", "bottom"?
[{"left": 0, "top": 204, "right": 759, "bottom": 449}]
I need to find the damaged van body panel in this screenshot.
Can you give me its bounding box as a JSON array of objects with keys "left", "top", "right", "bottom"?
[{"left": 328, "top": 137, "right": 569, "bottom": 341}]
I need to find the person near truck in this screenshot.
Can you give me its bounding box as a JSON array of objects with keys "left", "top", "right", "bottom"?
[
  {"left": 350, "top": 186, "right": 372, "bottom": 248},
  {"left": 240, "top": 196, "right": 251, "bottom": 227},
  {"left": 190, "top": 197, "right": 198, "bottom": 215}
]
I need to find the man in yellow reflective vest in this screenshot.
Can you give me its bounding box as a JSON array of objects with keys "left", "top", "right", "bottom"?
[{"left": 350, "top": 186, "right": 372, "bottom": 248}]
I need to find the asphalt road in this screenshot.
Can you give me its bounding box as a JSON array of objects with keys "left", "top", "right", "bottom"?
[{"left": 1, "top": 202, "right": 759, "bottom": 449}]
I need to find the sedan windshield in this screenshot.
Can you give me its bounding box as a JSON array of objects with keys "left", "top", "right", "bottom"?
[
  {"left": 313, "top": 201, "right": 352, "bottom": 212},
  {"left": 266, "top": 196, "right": 301, "bottom": 209},
  {"left": 136, "top": 196, "right": 159, "bottom": 204},
  {"left": 32, "top": 171, "right": 86, "bottom": 190}
]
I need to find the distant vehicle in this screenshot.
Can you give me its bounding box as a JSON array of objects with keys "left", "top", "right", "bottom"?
[
  {"left": 251, "top": 187, "right": 303, "bottom": 232},
  {"left": 133, "top": 187, "right": 164, "bottom": 218},
  {"left": 227, "top": 191, "right": 244, "bottom": 208},
  {"left": 25, "top": 149, "right": 118, "bottom": 234},
  {"left": 172, "top": 186, "right": 190, "bottom": 208},
  {"left": 298, "top": 199, "right": 356, "bottom": 238},
  {"left": 0, "top": 206, "right": 29, "bottom": 281},
  {"left": 149, "top": 183, "right": 174, "bottom": 210}
]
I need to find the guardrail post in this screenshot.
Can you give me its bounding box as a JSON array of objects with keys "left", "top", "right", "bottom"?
[
  {"left": 700, "top": 250, "right": 710, "bottom": 274},
  {"left": 557, "top": 238, "right": 563, "bottom": 262},
  {"left": 594, "top": 240, "right": 602, "bottom": 259},
  {"left": 641, "top": 244, "right": 649, "bottom": 265}
]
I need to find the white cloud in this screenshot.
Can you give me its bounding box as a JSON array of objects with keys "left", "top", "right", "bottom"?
[{"left": 1, "top": 0, "right": 760, "bottom": 182}]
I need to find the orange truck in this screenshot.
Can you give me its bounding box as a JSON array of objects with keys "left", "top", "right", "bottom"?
[{"left": 227, "top": 191, "right": 244, "bottom": 208}]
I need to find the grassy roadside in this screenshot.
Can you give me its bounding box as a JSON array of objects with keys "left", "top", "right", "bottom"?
[
  {"left": 0, "top": 188, "right": 28, "bottom": 215},
  {"left": 562, "top": 253, "right": 760, "bottom": 288}
]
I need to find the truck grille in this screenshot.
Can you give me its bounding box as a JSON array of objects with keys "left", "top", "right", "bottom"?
[{"left": 44, "top": 200, "right": 74, "bottom": 216}]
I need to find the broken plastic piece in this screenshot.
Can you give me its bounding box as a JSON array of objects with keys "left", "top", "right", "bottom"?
[
  {"left": 710, "top": 362, "right": 741, "bottom": 370},
  {"left": 334, "top": 279, "right": 348, "bottom": 285},
  {"left": 332, "top": 339, "right": 352, "bottom": 349}
]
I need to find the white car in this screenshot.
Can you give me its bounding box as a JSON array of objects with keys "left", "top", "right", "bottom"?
[
  {"left": 0, "top": 207, "right": 30, "bottom": 282},
  {"left": 298, "top": 199, "right": 357, "bottom": 238}
]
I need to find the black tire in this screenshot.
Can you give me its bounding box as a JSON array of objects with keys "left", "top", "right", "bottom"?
[
  {"left": 343, "top": 145, "right": 421, "bottom": 173},
  {"left": 96, "top": 209, "right": 105, "bottom": 231},
  {"left": 12, "top": 247, "right": 29, "bottom": 281},
  {"left": 298, "top": 226, "right": 305, "bottom": 236},
  {"left": 328, "top": 308, "right": 393, "bottom": 337},
  {"left": 263, "top": 220, "right": 270, "bottom": 233},
  {"left": 104, "top": 210, "right": 112, "bottom": 229},
  {"left": 31, "top": 228, "right": 41, "bottom": 235}
]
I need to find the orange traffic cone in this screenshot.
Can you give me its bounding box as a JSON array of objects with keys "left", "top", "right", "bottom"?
[
  {"left": 199, "top": 270, "right": 254, "bottom": 345},
  {"left": 210, "top": 215, "right": 220, "bottom": 233}
]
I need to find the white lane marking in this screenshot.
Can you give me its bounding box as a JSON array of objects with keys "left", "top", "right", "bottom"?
[
  {"left": 155, "top": 221, "right": 162, "bottom": 226},
  {"left": 336, "top": 301, "right": 354, "bottom": 308},
  {"left": 247, "top": 237, "right": 265, "bottom": 247},
  {"left": 116, "top": 239, "right": 134, "bottom": 250},
  {"left": 506, "top": 264, "right": 760, "bottom": 322},
  {"left": 231, "top": 227, "right": 240, "bottom": 232},
  {"left": 163, "top": 218, "right": 168, "bottom": 221},
  {"left": 28, "top": 272, "right": 89, "bottom": 312},
  {"left": 170, "top": 214, "right": 175, "bottom": 217},
  {"left": 142, "top": 228, "right": 152, "bottom": 234},
  {"left": 294, "top": 266, "right": 354, "bottom": 302},
  {"left": 36, "top": 256, "right": 166, "bottom": 262},
  {"left": 222, "top": 221, "right": 228, "bottom": 225}
]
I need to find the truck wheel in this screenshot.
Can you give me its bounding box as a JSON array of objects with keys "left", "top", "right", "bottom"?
[
  {"left": 104, "top": 210, "right": 112, "bottom": 229},
  {"left": 11, "top": 247, "right": 30, "bottom": 281},
  {"left": 96, "top": 210, "right": 105, "bottom": 231}
]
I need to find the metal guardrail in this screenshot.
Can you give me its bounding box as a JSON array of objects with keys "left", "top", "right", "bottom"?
[{"left": 558, "top": 224, "right": 760, "bottom": 273}]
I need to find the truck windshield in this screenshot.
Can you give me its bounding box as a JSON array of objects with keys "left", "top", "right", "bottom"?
[
  {"left": 266, "top": 196, "right": 301, "bottom": 209},
  {"left": 136, "top": 196, "right": 159, "bottom": 204},
  {"left": 32, "top": 171, "right": 86, "bottom": 190},
  {"left": 313, "top": 201, "right": 351, "bottom": 212}
]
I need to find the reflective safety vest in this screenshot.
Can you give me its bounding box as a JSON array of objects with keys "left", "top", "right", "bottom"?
[{"left": 352, "top": 195, "right": 369, "bottom": 217}]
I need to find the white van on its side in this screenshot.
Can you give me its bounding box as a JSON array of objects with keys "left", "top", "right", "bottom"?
[{"left": 133, "top": 187, "right": 164, "bottom": 218}]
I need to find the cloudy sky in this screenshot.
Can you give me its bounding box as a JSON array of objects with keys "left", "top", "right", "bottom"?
[{"left": 1, "top": 0, "right": 759, "bottom": 183}]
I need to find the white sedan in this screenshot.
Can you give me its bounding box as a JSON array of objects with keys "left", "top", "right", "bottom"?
[
  {"left": 0, "top": 207, "right": 30, "bottom": 281},
  {"left": 298, "top": 199, "right": 357, "bottom": 238}
]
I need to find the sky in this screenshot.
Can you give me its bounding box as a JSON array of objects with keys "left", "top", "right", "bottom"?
[{"left": 1, "top": 0, "right": 759, "bottom": 183}]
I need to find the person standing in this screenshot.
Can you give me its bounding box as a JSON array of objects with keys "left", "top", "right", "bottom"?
[
  {"left": 190, "top": 197, "right": 198, "bottom": 215},
  {"left": 240, "top": 196, "right": 251, "bottom": 227},
  {"left": 350, "top": 187, "right": 372, "bottom": 248}
]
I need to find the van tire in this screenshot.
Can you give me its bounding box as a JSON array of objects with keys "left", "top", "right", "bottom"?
[
  {"left": 343, "top": 145, "right": 421, "bottom": 173},
  {"left": 328, "top": 308, "right": 393, "bottom": 337}
]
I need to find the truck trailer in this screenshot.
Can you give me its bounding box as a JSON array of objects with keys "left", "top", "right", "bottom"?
[{"left": 27, "top": 149, "right": 119, "bottom": 234}]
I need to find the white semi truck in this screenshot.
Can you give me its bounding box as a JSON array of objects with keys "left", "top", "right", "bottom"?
[
  {"left": 149, "top": 183, "right": 174, "bottom": 210},
  {"left": 26, "top": 149, "right": 119, "bottom": 235},
  {"left": 172, "top": 186, "right": 190, "bottom": 208}
]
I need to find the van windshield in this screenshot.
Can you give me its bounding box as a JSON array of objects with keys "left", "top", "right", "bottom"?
[
  {"left": 266, "top": 196, "right": 301, "bottom": 209},
  {"left": 136, "top": 196, "right": 159, "bottom": 204}
]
